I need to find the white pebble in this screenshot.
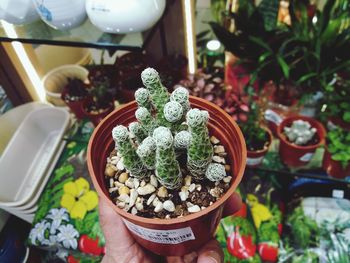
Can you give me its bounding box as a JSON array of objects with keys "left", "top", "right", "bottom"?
[
  {"left": 209, "top": 201, "right": 213, "bottom": 205},
  {"left": 150, "top": 175, "right": 158, "bottom": 188},
  {"left": 117, "top": 158, "right": 125, "bottom": 170},
  {"left": 154, "top": 202, "right": 163, "bottom": 212},
  {"left": 109, "top": 178, "right": 114, "bottom": 188},
  {"left": 188, "top": 205, "right": 201, "bottom": 213},
  {"left": 137, "top": 184, "right": 156, "bottom": 195},
  {"left": 210, "top": 136, "right": 220, "bottom": 144},
  {"left": 133, "top": 179, "right": 140, "bottom": 189},
  {"left": 195, "top": 184, "right": 202, "bottom": 191},
  {"left": 163, "top": 200, "right": 175, "bottom": 212},
  {"left": 214, "top": 145, "right": 225, "bottom": 154},
  {"left": 114, "top": 181, "right": 124, "bottom": 188},
  {"left": 118, "top": 194, "right": 130, "bottom": 203},
  {"left": 157, "top": 186, "right": 168, "bottom": 198},
  {"left": 179, "top": 191, "right": 188, "bottom": 201},
  {"left": 184, "top": 176, "right": 192, "bottom": 186},
  {"left": 140, "top": 180, "right": 146, "bottom": 187},
  {"left": 186, "top": 202, "right": 194, "bottom": 208},
  {"left": 125, "top": 178, "right": 135, "bottom": 189},
  {"left": 165, "top": 214, "right": 171, "bottom": 219},
  {"left": 147, "top": 194, "right": 156, "bottom": 206},
  {"left": 223, "top": 176, "right": 232, "bottom": 183},
  {"left": 201, "top": 206, "right": 207, "bottom": 210},
  {"left": 131, "top": 207, "right": 138, "bottom": 215},
  {"left": 213, "top": 155, "right": 225, "bottom": 164},
  {"left": 108, "top": 186, "right": 118, "bottom": 193},
  {"left": 129, "top": 189, "right": 138, "bottom": 207},
  {"left": 117, "top": 202, "right": 125, "bottom": 208},
  {"left": 152, "top": 197, "right": 160, "bottom": 207},
  {"left": 135, "top": 202, "right": 144, "bottom": 211},
  {"left": 188, "top": 183, "right": 196, "bottom": 192}
]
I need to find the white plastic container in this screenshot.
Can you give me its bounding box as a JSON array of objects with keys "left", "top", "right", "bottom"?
[
  {"left": 0, "top": 0, "right": 39, "bottom": 25},
  {"left": 0, "top": 107, "right": 70, "bottom": 207}
]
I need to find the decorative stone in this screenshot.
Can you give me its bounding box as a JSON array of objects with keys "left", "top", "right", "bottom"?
[
  {"left": 212, "top": 155, "right": 225, "bottom": 164},
  {"left": 154, "top": 202, "right": 163, "bottom": 212},
  {"left": 157, "top": 186, "right": 168, "bottom": 198},
  {"left": 214, "top": 145, "right": 225, "bottom": 154},
  {"left": 179, "top": 191, "right": 188, "bottom": 201},
  {"left": 105, "top": 166, "right": 115, "bottom": 177},
  {"left": 129, "top": 189, "right": 138, "bottom": 207},
  {"left": 210, "top": 187, "right": 222, "bottom": 198},
  {"left": 114, "top": 181, "right": 124, "bottom": 188},
  {"left": 125, "top": 178, "right": 135, "bottom": 189},
  {"left": 152, "top": 197, "right": 160, "bottom": 207},
  {"left": 131, "top": 207, "right": 138, "bottom": 215},
  {"left": 118, "top": 186, "right": 130, "bottom": 195},
  {"left": 225, "top": 165, "right": 231, "bottom": 172},
  {"left": 184, "top": 175, "right": 192, "bottom": 186},
  {"left": 186, "top": 202, "right": 194, "bottom": 208},
  {"left": 201, "top": 206, "right": 207, "bottom": 210},
  {"left": 137, "top": 184, "right": 156, "bottom": 195},
  {"left": 147, "top": 194, "right": 156, "bottom": 206},
  {"left": 210, "top": 136, "right": 220, "bottom": 144},
  {"left": 188, "top": 205, "right": 201, "bottom": 213},
  {"left": 118, "top": 194, "right": 130, "bottom": 203},
  {"left": 150, "top": 174, "right": 158, "bottom": 188},
  {"left": 117, "top": 158, "right": 125, "bottom": 171},
  {"left": 165, "top": 214, "right": 171, "bottom": 219},
  {"left": 133, "top": 178, "right": 140, "bottom": 189},
  {"left": 117, "top": 202, "right": 125, "bottom": 209},
  {"left": 188, "top": 183, "right": 196, "bottom": 193},
  {"left": 108, "top": 186, "right": 118, "bottom": 193},
  {"left": 181, "top": 186, "right": 189, "bottom": 192},
  {"left": 140, "top": 180, "right": 146, "bottom": 187},
  {"left": 135, "top": 202, "right": 144, "bottom": 211},
  {"left": 223, "top": 176, "right": 232, "bottom": 183},
  {"left": 195, "top": 184, "right": 202, "bottom": 191},
  {"left": 163, "top": 200, "right": 175, "bottom": 212},
  {"left": 109, "top": 178, "right": 114, "bottom": 188},
  {"left": 110, "top": 156, "right": 120, "bottom": 165},
  {"left": 118, "top": 172, "right": 129, "bottom": 183}
]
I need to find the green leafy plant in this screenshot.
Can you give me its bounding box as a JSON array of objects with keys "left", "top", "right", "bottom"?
[{"left": 327, "top": 127, "right": 350, "bottom": 168}]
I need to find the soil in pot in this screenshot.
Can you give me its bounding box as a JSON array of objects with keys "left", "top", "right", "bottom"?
[{"left": 104, "top": 135, "right": 232, "bottom": 219}]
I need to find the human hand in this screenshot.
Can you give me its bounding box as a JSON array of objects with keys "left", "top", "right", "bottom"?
[{"left": 99, "top": 193, "right": 242, "bottom": 263}]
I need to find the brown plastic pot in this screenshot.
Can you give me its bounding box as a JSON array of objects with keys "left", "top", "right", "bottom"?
[
  {"left": 82, "top": 99, "right": 115, "bottom": 127},
  {"left": 322, "top": 147, "right": 350, "bottom": 179},
  {"left": 61, "top": 89, "right": 90, "bottom": 119},
  {"left": 277, "top": 115, "right": 326, "bottom": 167},
  {"left": 87, "top": 96, "right": 246, "bottom": 256},
  {"left": 246, "top": 127, "right": 273, "bottom": 167}
]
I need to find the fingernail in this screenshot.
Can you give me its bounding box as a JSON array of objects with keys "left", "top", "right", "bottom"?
[{"left": 199, "top": 251, "right": 221, "bottom": 263}]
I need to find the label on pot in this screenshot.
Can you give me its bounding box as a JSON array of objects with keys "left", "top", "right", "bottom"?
[
  {"left": 123, "top": 219, "right": 195, "bottom": 244},
  {"left": 264, "top": 109, "right": 283, "bottom": 125},
  {"left": 299, "top": 153, "right": 314, "bottom": 162},
  {"left": 247, "top": 156, "right": 264, "bottom": 166}
]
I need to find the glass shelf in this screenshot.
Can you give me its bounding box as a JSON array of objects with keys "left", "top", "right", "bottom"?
[
  {"left": 0, "top": 18, "right": 154, "bottom": 51},
  {"left": 249, "top": 141, "right": 350, "bottom": 186}
]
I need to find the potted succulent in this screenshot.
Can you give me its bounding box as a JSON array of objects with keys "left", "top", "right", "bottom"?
[
  {"left": 82, "top": 75, "right": 115, "bottom": 126},
  {"left": 87, "top": 68, "right": 246, "bottom": 256},
  {"left": 240, "top": 102, "right": 273, "bottom": 167},
  {"left": 277, "top": 116, "right": 326, "bottom": 167},
  {"left": 61, "top": 78, "right": 90, "bottom": 119},
  {"left": 322, "top": 128, "right": 350, "bottom": 179}
]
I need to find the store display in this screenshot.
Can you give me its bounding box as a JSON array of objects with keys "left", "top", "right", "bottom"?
[
  {"left": 0, "top": 0, "right": 39, "bottom": 25},
  {"left": 85, "top": 0, "right": 166, "bottom": 34},
  {"left": 32, "top": 0, "right": 87, "bottom": 30}
]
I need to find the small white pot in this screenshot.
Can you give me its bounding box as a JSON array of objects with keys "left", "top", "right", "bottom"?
[
  {"left": 32, "top": 0, "right": 87, "bottom": 30},
  {"left": 86, "top": 0, "right": 166, "bottom": 34},
  {"left": 0, "top": 0, "right": 39, "bottom": 25}
]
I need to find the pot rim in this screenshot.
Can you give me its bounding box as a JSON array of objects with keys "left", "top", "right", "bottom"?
[
  {"left": 277, "top": 115, "right": 326, "bottom": 150},
  {"left": 87, "top": 96, "right": 246, "bottom": 225},
  {"left": 246, "top": 126, "right": 273, "bottom": 155}
]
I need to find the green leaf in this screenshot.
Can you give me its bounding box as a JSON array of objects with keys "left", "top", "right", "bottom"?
[
  {"left": 276, "top": 55, "right": 290, "bottom": 79},
  {"left": 296, "top": 73, "right": 318, "bottom": 85},
  {"left": 343, "top": 112, "right": 350, "bottom": 122},
  {"left": 249, "top": 36, "right": 272, "bottom": 51}
]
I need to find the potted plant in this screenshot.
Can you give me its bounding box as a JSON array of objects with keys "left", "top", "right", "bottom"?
[
  {"left": 87, "top": 68, "right": 246, "bottom": 256},
  {"left": 322, "top": 127, "right": 350, "bottom": 179},
  {"left": 277, "top": 116, "right": 326, "bottom": 167},
  {"left": 240, "top": 102, "right": 273, "bottom": 167},
  {"left": 82, "top": 76, "right": 115, "bottom": 126},
  {"left": 61, "top": 78, "right": 90, "bottom": 119}
]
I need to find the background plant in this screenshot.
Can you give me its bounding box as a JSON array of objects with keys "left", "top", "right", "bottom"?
[{"left": 327, "top": 127, "right": 350, "bottom": 168}]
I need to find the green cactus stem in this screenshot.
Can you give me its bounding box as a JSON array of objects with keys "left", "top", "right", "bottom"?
[
  {"left": 112, "top": 125, "right": 147, "bottom": 178},
  {"left": 206, "top": 163, "right": 226, "bottom": 182},
  {"left": 141, "top": 68, "right": 169, "bottom": 126},
  {"left": 135, "top": 88, "right": 152, "bottom": 112},
  {"left": 136, "top": 136, "right": 156, "bottom": 169},
  {"left": 135, "top": 107, "right": 156, "bottom": 136},
  {"left": 187, "top": 108, "right": 213, "bottom": 179},
  {"left": 153, "top": 126, "right": 182, "bottom": 189},
  {"left": 128, "top": 121, "right": 147, "bottom": 144}
]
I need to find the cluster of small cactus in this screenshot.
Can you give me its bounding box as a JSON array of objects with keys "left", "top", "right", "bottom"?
[
  {"left": 284, "top": 120, "right": 317, "bottom": 145},
  {"left": 112, "top": 68, "right": 227, "bottom": 190}
]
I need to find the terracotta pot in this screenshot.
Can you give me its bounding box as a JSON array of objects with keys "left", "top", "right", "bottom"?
[
  {"left": 322, "top": 147, "right": 350, "bottom": 179},
  {"left": 82, "top": 99, "right": 114, "bottom": 127},
  {"left": 246, "top": 127, "right": 273, "bottom": 167},
  {"left": 61, "top": 89, "right": 90, "bottom": 119},
  {"left": 277, "top": 116, "right": 326, "bottom": 167},
  {"left": 87, "top": 96, "right": 246, "bottom": 256}
]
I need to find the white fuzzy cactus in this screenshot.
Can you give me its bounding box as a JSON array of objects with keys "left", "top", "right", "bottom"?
[
  {"left": 206, "top": 163, "right": 226, "bottom": 182},
  {"left": 284, "top": 120, "right": 317, "bottom": 145},
  {"left": 171, "top": 86, "right": 191, "bottom": 113},
  {"left": 135, "top": 88, "right": 151, "bottom": 110},
  {"left": 164, "top": 101, "right": 183, "bottom": 123},
  {"left": 135, "top": 107, "right": 155, "bottom": 135},
  {"left": 174, "top": 130, "right": 191, "bottom": 149},
  {"left": 136, "top": 136, "right": 156, "bottom": 169},
  {"left": 128, "top": 121, "right": 147, "bottom": 144}
]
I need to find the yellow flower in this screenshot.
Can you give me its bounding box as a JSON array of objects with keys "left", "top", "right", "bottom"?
[{"left": 60, "top": 178, "right": 98, "bottom": 220}]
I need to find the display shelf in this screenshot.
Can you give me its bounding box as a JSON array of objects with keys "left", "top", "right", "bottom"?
[
  {"left": 0, "top": 18, "right": 156, "bottom": 51},
  {"left": 250, "top": 149, "right": 350, "bottom": 186}
]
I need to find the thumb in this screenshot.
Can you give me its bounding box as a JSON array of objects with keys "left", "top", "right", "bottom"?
[{"left": 197, "top": 239, "right": 223, "bottom": 263}]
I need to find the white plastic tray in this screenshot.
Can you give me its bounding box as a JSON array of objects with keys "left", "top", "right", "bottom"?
[{"left": 0, "top": 107, "right": 70, "bottom": 207}]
